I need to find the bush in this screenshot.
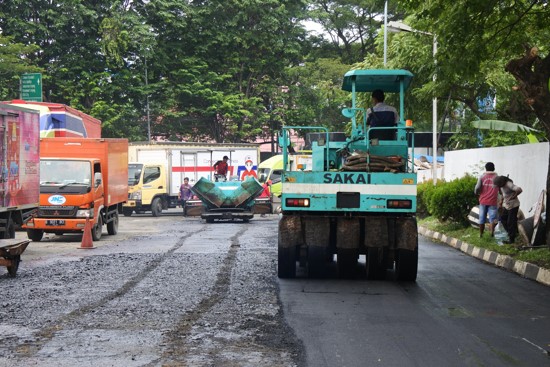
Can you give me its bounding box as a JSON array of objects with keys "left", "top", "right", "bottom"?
[
  {"left": 417, "top": 179, "right": 442, "bottom": 218},
  {"left": 417, "top": 175, "right": 478, "bottom": 225}
]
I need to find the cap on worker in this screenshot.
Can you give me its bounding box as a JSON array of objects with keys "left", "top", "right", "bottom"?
[{"left": 223, "top": 155, "right": 229, "bottom": 160}]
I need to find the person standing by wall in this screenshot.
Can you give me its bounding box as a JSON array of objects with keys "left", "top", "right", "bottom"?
[
  {"left": 494, "top": 175, "right": 523, "bottom": 244},
  {"left": 179, "top": 177, "right": 193, "bottom": 216},
  {"left": 474, "top": 162, "right": 499, "bottom": 237}
]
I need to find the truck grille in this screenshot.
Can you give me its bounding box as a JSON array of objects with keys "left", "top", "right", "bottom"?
[{"left": 38, "top": 206, "right": 78, "bottom": 218}]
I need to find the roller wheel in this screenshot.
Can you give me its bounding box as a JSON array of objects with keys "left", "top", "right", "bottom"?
[
  {"left": 122, "top": 208, "right": 133, "bottom": 217},
  {"left": 396, "top": 247, "right": 418, "bottom": 281},
  {"left": 338, "top": 249, "right": 358, "bottom": 279},
  {"left": 91, "top": 215, "right": 103, "bottom": 241},
  {"left": 366, "top": 247, "right": 387, "bottom": 280},
  {"left": 107, "top": 212, "right": 119, "bottom": 235},
  {"left": 151, "top": 198, "right": 162, "bottom": 217},
  {"left": 278, "top": 242, "right": 296, "bottom": 279},
  {"left": 307, "top": 246, "right": 327, "bottom": 278},
  {"left": 27, "top": 229, "right": 44, "bottom": 242},
  {"left": 7, "top": 255, "right": 20, "bottom": 277}
]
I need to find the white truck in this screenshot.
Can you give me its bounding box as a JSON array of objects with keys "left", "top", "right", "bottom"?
[{"left": 124, "top": 142, "right": 260, "bottom": 216}]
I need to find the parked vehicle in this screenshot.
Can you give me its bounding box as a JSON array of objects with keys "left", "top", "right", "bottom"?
[
  {"left": 5, "top": 100, "right": 101, "bottom": 138},
  {"left": 0, "top": 104, "right": 40, "bottom": 238},
  {"left": 257, "top": 153, "right": 312, "bottom": 198},
  {"left": 24, "top": 138, "right": 128, "bottom": 241},
  {"left": 124, "top": 142, "right": 260, "bottom": 216},
  {"left": 278, "top": 69, "right": 418, "bottom": 280}
]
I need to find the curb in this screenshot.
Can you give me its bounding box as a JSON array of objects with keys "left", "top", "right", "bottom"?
[{"left": 418, "top": 226, "right": 550, "bottom": 287}]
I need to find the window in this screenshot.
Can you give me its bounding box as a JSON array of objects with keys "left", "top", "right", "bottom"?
[{"left": 143, "top": 167, "right": 160, "bottom": 184}]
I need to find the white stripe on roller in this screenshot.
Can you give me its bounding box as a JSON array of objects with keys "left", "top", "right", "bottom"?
[{"left": 283, "top": 183, "right": 416, "bottom": 195}]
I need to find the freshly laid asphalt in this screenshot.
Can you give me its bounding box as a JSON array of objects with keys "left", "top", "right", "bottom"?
[{"left": 418, "top": 226, "right": 550, "bottom": 287}]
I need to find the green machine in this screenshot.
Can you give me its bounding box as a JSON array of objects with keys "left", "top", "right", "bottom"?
[
  {"left": 278, "top": 69, "right": 418, "bottom": 280},
  {"left": 191, "top": 177, "right": 263, "bottom": 222}
]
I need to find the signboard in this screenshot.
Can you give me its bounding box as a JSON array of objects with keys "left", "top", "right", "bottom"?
[{"left": 20, "top": 73, "right": 42, "bottom": 102}]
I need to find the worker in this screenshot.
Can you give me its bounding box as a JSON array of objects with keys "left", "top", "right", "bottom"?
[
  {"left": 213, "top": 156, "right": 229, "bottom": 181},
  {"left": 366, "top": 89, "right": 398, "bottom": 140}
]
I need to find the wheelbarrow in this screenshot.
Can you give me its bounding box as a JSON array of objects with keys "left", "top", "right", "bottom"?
[{"left": 0, "top": 239, "right": 30, "bottom": 277}]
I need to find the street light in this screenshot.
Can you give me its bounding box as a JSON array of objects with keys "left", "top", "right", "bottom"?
[
  {"left": 145, "top": 56, "right": 151, "bottom": 142},
  {"left": 387, "top": 21, "right": 438, "bottom": 185},
  {"left": 383, "top": 1, "right": 388, "bottom": 66}
]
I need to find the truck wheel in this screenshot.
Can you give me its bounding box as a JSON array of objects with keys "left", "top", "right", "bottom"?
[
  {"left": 27, "top": 229, "right": 44, "bottom": 242},
  {"left": 91, "top": 216, "right": 103, "bottom": 241},
  {"left": 337, "top": 249, "right": 358, "bottom": 279},
  {"left": 7, "top": 255, "right": 20, "bottom": 277},
  {"left": 3, "top": 220, "right": 15, "bottom": 239},
  {"left": 307, "top": 246, "right": 327, "bottom": 278},
  {"left": 122, "top": 208, "right": 133, "bottom": 217},
  {"left": 107, "top": 212, "right": 119, "bottom": 235},
  {"left": 366, "top": 247, "right": 387, "bottom": 280},
  {"left": 151, "top": 198, "right": 162, "bottom": 217},
  {"left": 396, "top": 247, "right": 418, "bottom": 281}
]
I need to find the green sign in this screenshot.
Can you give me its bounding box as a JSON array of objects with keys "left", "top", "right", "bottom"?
[{"left": 20, "top": 73, "right": 42, "bottom": 102}]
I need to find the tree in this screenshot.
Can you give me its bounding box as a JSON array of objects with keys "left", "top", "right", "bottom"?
[
  {"left": 307, "top": 0, "right": 405, "bottom": 64},
  {"left": 396, "top": 0, "right": 550, "bottom": 246},
  {"left": 0, "top": 35, "right": 42, "bottom": 99}
]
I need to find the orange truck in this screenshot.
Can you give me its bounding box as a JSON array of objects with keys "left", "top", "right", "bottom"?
[{"left": 23, "top": 138, "right": 128, "bottom": 242}]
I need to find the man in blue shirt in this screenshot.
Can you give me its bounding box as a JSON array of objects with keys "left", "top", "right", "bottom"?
[{"left": 367, "top": 89, "right": 398, "bottom": 141}]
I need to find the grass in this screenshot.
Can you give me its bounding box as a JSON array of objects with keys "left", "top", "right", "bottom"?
[{"left": 419, "top": 216, "right": 550, "bottom": 270}]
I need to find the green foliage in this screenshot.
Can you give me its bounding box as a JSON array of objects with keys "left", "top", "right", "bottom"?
[
  {"left": 0, "top": 35, "right": 42, "bottom": 99},
  {"left": 418, "top": 176, "right": 478, "bottom": 225},
  {"left": 416, "top": 179, "right": 440, "bottom": 218},
  {"left": 419, "top": 217, "right": 550, "bottom": 269}
]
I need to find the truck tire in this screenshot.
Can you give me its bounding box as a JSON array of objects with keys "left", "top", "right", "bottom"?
[
  {"left": 27, "top": 229, "right": 44, "bottom": 242},
  {"left": 107, "top": 212, "right": 119, "bottom": 235},
  {"left": 92, "top": 215, "right": 103, "bottom": 241},
  {"left": 3, "top": 220, "right": 15, "bottom": 239},
  {"left": 122, "top": 208, "right": 133, "bottom": 217},
  {"left": 151, "top": 198, "right": 162, "bottom": 217},
  {"left": 396, "top": 247, "right": 418, "bottom": 281}
]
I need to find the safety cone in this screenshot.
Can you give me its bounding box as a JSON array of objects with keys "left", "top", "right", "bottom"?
[{"left": 79, "top": 216, "right": 95, "bottom": 249}]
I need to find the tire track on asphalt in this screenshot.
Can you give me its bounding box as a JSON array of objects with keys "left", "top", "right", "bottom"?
[
  {"left": 159, "top": 226, "right": 248, "bottom": 366},
  {"left": 15, "top": 227, "right": 209, "bottom": 358}
]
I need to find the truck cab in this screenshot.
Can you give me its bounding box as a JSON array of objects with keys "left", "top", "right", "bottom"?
[
  {"left": 23, "top": 138, "right": 128, "bottom": 242},
  {"left": 124, "top": 162, "right": 179, "bottom": 217}
]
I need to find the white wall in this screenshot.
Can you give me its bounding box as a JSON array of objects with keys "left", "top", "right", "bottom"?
[{"left": 443, "top": 143, "right": 549, "bottom": 216}]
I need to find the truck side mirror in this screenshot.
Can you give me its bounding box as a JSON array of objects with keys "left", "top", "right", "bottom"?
[
  {"left": 135, "top": 171, "right": 141, "bottom": 180},
  {"left": 94, "top": 172, "right": 102, "bottom": 187}
]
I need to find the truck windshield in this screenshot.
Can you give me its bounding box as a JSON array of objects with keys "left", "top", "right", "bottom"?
[
  {"left": 128, "top": 163, "right": 143, "bottom": 186},
  {"left": 40, "top": 160, "right": 91, "bottom": 185}
]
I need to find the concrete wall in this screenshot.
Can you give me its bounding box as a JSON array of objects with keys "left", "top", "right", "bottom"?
[{"left": 443, "top": 143, "right": 549, "bottom": 216}]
